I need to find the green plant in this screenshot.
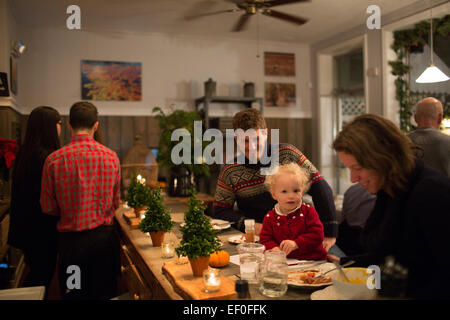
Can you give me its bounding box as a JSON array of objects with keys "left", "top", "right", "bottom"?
[
  {"left": 175, "top": 190, "right": 221, "bottom": 259},
  {"left": 388, "top": 14, "right": 450, "bottom": 132},
  {"left": 139, "top": 187, "right": 174, "bottom": 233},
  {"left": 152, "top": 106, "right": 210, "bottom": 177},
  {"left": 126, "top": 172, "right": 151, "bottom": 209}
]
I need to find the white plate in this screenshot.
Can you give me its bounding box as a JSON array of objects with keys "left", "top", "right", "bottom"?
[
  {"left": 210, "top": 219, "right": 232, "bottom": 231},
  {"left": 310, "top": 285, "right": 341, "bottom": 300},
  {"left": 227, "top": 235, "right": 260, "bottom": 244},
  {"left": 180, "top": 219, "right": 232, "bottom": 231},
  {"left": 288, "top": 262, "right": 336, "bottom": 289}
]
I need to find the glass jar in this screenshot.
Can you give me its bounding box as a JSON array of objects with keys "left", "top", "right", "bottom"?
[
  {"left": 244, "top": 219, "right": 255, "bottom": 243},
  {"left": 237, "top": 243, "right": 265, "bottom": 284},
  {"left": 259, "top": 250, "right": 288, "bottom": 298}
]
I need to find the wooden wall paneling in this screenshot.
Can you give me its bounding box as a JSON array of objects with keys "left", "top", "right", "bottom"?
[
  {"left": 120, "top": 116, "right": 135, "bottom": 162},
  {"left": 146, "top": 117, "right": 160, "bottom": 148},
  {"left": 106, "top": 116, "right": 122, "bottom": 160},
  {"left": 134, "top": 117, "right": 148, "bottom": 148},
  {"left": 97, "top": 116, "right": 108, "bottom": 146}
]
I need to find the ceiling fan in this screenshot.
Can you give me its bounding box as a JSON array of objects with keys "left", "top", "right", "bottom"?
[{"left": 185, "top": 0, "right": 310, "bottom": 32}]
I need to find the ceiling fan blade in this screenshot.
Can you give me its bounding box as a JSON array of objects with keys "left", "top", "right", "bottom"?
[
  {"left": 262, "top": 9, "right": 308, "bottom": 25},
  {"left": 232, "top": 13, "right": 252, "bottom": 32},
  {"left": 266, "top": 0, "right": 310, "bottom": 7},
  {"left": 184, "top": 8, "right": 238, "bottom": 21}
]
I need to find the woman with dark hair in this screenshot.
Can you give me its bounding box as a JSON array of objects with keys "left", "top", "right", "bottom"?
[
  {"left": 8, "top": 106, "right": 61, "bottom": 294},
  {"left": 332, "top": 114, "right": 450, "bottom": 299}
]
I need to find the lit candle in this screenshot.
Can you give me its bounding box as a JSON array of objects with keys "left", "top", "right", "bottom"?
[
  {"left": 161, "top": 242, "right": 175, "bottom": 259},
  {"left": 203, "top": 268, "right": 221, "bottom": 293}
]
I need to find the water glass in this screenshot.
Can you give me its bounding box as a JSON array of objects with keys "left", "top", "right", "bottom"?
[
  {"left": 259, "top": 250, "right": 288, "bottom": 298},
  {"left": 237, "top": 243, "right": 265, "bottom": 284}
]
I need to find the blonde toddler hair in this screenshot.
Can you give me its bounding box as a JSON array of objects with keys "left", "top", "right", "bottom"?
[{"left": 265, "top": 162, "right": 311, "bottom": 193}]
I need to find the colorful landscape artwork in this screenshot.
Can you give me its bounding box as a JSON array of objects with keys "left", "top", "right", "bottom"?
[{"left": 81, "top": 60, "right": 142, "bottom": 101}]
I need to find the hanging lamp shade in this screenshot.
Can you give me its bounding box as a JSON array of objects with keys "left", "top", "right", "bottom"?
[
  {"left": 416, "top": 65, "right": 450, "bottom": 83},
  {"left": 415, "top": 0, "right": 449, "bottom": 84}
]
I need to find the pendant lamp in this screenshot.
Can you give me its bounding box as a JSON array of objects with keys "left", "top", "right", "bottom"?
[{"left": 415, "top": 0, "right": 449, "bottom": 83}]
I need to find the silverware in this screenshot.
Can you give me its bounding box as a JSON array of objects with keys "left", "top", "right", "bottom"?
[
  {"left": 312, "top": 260, "right": 355, "bottom": 281},
  {"left": 288, "top": 260, "right": 327, "bottom": 269},
  {"left": 333, "top": 260, "right": 355, "bottom": 282}
]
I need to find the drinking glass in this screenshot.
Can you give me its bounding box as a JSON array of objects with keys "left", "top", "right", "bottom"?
[
  {"left": 237, "top": 243, "right": 265, "bottom": 284},
  {"left": 259, "top": 250, "right": 288, "bottom": 298}
]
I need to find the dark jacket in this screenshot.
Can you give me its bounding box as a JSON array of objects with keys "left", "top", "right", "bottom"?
[
  {"left": 8, "top": 155, "right": 58, "bottom": 251},
  {"left": 342, "top": 160, "right": 450, "bottom": 299}
]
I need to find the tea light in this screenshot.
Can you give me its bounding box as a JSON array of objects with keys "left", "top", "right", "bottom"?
[
  {"left": 203, "top": 268, "right": 221, "bottom": 293},
  {"left": 176, "top": 255, "right": 188, "bottom": 265},
  {"left": 161, "top": 242, "right": 175, "bottom": 259}
]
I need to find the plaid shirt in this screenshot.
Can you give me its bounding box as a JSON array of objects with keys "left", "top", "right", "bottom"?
[{"left": 40, "top": 134, "right": 121, "bottom": 232}]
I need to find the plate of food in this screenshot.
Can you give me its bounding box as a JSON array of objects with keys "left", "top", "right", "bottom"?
[
  {"left": 228, "top": 234, "right": 260, "bottom": 244},
  {"left": 288, "top": 262, "right": 336, "bottom": 289},
  {"left": 180, "top": 219, "right": 232, "bottom": 231},
  {"left": 210, "top": 219, "right": 232, "bottom": 231}
]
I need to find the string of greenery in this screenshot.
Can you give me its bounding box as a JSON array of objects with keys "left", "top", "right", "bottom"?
[{"left": 388, "top": 14, "right": 450, "bottom": 132}]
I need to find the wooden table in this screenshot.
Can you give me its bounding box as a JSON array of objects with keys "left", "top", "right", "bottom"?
[{"left": 115, "top": 197, "right": 313, "bottom": 300}]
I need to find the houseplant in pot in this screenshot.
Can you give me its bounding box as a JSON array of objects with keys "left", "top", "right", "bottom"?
[
  {"left": 126, "top": 172, "right": 151, "bottom": 216},
  {"left": 176, "top": 190, "right": 221, "bottom": 276},
  {"left": 139, "top": 187, "right": 174, "bottom": 247},
  {"left": 152, "top": 106, "right": 210, "bottom": 197}
]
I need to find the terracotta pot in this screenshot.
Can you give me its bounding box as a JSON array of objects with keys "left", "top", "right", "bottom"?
[
  {"left": 188, "top": 256, "right": 210, "bottom": 277},
  {"left": 149, "top": 231, "right": 165, "bottom": 247}
]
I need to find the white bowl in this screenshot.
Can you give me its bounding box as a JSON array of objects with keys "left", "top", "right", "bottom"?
[{"left": 331, "top": 267, "right": 377, "bottom": 300}]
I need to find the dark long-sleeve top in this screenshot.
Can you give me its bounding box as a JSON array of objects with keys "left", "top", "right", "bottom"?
[
  {"left": 212, "top": 144, "right": 338, "bottom": 237},
  {"left": 8, "top": 157, "right": 58, "bottom": 251},
  {"left": 341, "top": 160, "right": 450, "bottom": 299}
]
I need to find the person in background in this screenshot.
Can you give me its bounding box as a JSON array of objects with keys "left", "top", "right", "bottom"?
[
  {"left": 8, "top": 106, "right": 61, "bottom": 296},
  {"left": 332, "top": 113, "right": 450, "bottom": 299},
  {"left": 408, "top": 97, "right": 450, "bottom": 177},
  {"left": 213, "top": 109, "right": 338, "bottom": 253},
  {"left": 336, "top": 184, "right": 376, "bottom": 256},
  {"left": 40, "top": 101, "right": 121, "bottom": 300},
  {"left": 260, "top": 163, "right": 327, "bottom": 261}
]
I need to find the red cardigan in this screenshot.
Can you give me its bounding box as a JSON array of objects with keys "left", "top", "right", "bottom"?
[{"left": 259, "top": 203, "right": 328, "bottom": 260}]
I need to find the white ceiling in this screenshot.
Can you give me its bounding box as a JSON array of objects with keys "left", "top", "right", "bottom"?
[{"left": 10, "top": 0, "right": 431, "bottom": 44}]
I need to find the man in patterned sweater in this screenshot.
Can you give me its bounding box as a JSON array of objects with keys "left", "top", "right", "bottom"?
[{"left": 213, "top": 109, "right": 338, "bottom": 252}]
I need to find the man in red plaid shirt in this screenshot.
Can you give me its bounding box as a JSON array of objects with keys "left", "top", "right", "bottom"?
[{"left": 40, "top": 101, "right": 121, "bottom": 300}]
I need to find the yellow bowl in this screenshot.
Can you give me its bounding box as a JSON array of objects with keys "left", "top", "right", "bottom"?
[{"left": 331, "top": 267, "right": 377, "bottom": 300}]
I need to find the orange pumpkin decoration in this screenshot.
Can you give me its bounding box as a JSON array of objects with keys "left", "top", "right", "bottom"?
[{"left": 209, "top": 250, "right": 230, "bottom": 267}]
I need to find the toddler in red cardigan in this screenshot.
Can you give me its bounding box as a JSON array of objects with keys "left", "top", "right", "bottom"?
[{"left": 259, "top": 163, "right": 328, "bottom": 260}]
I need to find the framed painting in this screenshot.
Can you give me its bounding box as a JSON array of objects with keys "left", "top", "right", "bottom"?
[
  {"left": 265, "top": 82, "right": 296, "bottom": 107},
  {"left": 10, "top": 57, "right": 18, "bottom": 95},
  {"left": 264, "top": 52, "right": 295, "bottom": 76},
  {"left": 81, "top": 60, "right": 142, "bottom": 101}
]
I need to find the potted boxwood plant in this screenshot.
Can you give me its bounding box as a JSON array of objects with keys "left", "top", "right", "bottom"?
[
  {"left": 139, "top": 187, "right": 174, "bottom": 247},
  {"left": 126, "top": 172, "right": 151, "bottom": 215},
  {"left": 176, "top": 190, "right": 221, "bottom": 276},
  {"left": 152, "top": 106, "right": 210, "bottom": 197}
]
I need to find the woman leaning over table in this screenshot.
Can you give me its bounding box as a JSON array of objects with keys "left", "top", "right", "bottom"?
[
  {"left": 331, "top": 114, "right": 450, "bottom": 299},
  {"left": 8, "top": 106, "right": 61, "bottom": 296}
]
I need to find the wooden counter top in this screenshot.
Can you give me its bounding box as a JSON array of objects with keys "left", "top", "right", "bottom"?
[{"left": 115, "top": 197, "right": 312, "bottom": 300}]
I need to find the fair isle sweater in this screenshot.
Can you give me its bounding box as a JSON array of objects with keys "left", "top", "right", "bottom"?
[{"left": 212, "top": 144, "right": 338, "bottom": 237}]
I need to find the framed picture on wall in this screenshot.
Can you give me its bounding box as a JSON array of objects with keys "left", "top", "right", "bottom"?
[
  {"left": 81, "top": 60, "right": 142, "bottom": 101},
  {"left": 264, "top": 52, "right": 295, "bottom": 76},
  {"left": 10, "top": 57, "right": 18, "bottom": 95},
  {"left": 265, "top": 82, "right": 296, "bottom": 107}
]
